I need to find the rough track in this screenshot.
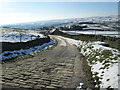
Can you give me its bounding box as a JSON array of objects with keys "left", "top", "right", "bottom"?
[{"left": 2, "top": 35, "right": 94, "bottom": 89}]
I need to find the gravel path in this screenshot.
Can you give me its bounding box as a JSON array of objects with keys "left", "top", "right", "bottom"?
[{"left": 2, "top": 35, "right": 94, "bottom": 89}]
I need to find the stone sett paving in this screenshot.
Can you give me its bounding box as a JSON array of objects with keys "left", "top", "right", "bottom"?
[
  {"left": 1, "top": 36, "right": 94, "bottom": 89},
  {"left": 2, "top": 57, "right": 75, "bottom": 89}
]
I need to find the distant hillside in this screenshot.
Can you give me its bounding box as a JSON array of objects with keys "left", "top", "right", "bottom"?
[
  {"left": 1, "top": 19, "right": 80, "bottom": 30},
  {"left": 1, "top": 15, "right": 118, "bottom": 30}
]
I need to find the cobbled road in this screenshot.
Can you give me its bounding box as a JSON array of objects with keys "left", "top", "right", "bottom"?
[{"left": 2, "top": 35, "right": 94, "bottom": 89}]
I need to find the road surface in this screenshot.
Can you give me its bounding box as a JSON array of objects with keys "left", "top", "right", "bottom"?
[{"left": 2, "top": 35, "right": 94, "bottom": 89}]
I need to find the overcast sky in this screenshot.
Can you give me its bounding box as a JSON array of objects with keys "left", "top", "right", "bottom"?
[{"left": 0, "top": 0, "right": 118, "bottom": 25}]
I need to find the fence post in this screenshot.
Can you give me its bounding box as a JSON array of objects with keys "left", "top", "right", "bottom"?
[
  {"left": 20, "top": 33, "right": 22, "bottom": 42},
  {"left": 31, "top": 35, "right": 32, "bottom": 40}
]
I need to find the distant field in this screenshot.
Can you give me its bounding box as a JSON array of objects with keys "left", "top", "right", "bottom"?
[
  {"left": 61, "top": 30, "right": 120, "bottom": 37},
  {"left": 0, "top": 28, "right": 45, "bottom": 42}
]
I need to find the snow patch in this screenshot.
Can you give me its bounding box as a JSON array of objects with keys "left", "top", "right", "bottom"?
[{"left": 61, "top": 30, "right": 120, "bottom": 37}]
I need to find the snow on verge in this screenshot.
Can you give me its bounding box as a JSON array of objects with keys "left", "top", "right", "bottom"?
[
  {"left": 0, "top": 40, "right": 55, "bottom": 60},
  {"left": 57, "top": 36, "right": 120, "bottom": 88}
]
